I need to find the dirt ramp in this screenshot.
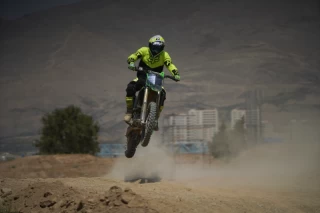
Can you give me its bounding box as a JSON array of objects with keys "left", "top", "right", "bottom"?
[
  {"left": 1, "top": 181, "right": 157, "bottom": 213},
  {"left": 0, "top": 154, "right": 115, "bottom": 178}
]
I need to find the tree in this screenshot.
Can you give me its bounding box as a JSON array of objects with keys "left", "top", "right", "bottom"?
[
  {"left": 209, "top": 122, "right": 231, "bottom": 158},
  {"left": 35, "top": 105, "right": 100, "bottom": 155},
  {"left": 209, "top": 116, "right": 248, "bottom": 159}
]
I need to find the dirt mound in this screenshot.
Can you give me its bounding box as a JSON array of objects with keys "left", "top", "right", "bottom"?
[
  {"left": 1, "top": 181, "right": 157, "bottom": 213},
  {"left": 0, "top": 154, "right": 115, "bottom": 178}
]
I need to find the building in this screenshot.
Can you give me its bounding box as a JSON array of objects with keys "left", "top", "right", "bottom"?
[
  {"left": 163, "top": 109, "right": 219, "bottom": 143},
  {"left": 188, "top": 109, "right": 219, "bottom": 142},
  {"left": 168, "top": 114, "right": 188, "bottom": 141},
  {"left": 245, "top": 89, "right": 263, "bottom": 143},
  {"left": 231, "top": 108, "right": 246, "bottom": 129},
  {"left": 261, "top": 120, "right": 274, "bottom": 138}
]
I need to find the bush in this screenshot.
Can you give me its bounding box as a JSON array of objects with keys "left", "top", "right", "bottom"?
[
  {"left": 229, "top": 116, "right": 247, "bottom": 153},
  {"left": 209, "top": 116, "right": 247, "bottom": 159},
  {"left": 35, "top": 105, "right": 100, "bottom": 155},
  {"left": 209, "top": 122, "right": 231, "bottom": 159}
]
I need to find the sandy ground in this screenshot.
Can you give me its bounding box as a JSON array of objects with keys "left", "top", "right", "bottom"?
[{"left": 1, "top": 141, "right": 320, "bottom": 213}]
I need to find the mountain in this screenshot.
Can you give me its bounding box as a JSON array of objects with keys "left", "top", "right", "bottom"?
[
  {"left": 0, "top": 17, "right": 9, "bottom": 27},
  {"left": 0, "top": 0, "right": 319, "bottom": 143}
]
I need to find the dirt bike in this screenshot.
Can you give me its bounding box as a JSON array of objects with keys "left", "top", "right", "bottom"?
[{"left": 124, "top": 66, "right": 178, "bottom": 158}]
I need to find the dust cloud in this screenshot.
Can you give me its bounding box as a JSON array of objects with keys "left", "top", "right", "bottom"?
[
  {"left": 107, "top": 130, "right": 320, "bottom": 192},
  {"left": 176, "top": 141, "right": 320, "bottom": 192},
  {"left": 106, "top": 133, "right": 176, "bottom": 182}
]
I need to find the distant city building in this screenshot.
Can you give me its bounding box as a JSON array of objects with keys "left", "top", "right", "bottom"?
[
  {"left": 231, "top": 108, "right": 246, "bottom": 129},
  {"left": 188, "top": 109, "right": 219, "bottom": 142},
  {"left": 167, "top": 114, "right": 188, "bottom": 141},
  {"left": 261, "top": 120, "right": 274, "bottom": 138},
  {"left": 163, "top": 109, "right": 219, "bottom": 143},
  {"left": 245, "top": 89, "right": 263, "bottom": 143}
]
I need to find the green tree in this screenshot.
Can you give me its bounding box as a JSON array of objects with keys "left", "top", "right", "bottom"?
[
  {"left": 209, "top": 122, "right": 231, "bottom": 158},
  {"left": 35, "top": 105, "right": 100, "bottom": 155}
]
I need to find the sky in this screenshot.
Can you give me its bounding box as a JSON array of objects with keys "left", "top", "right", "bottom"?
[{"left": 0, "top": 0, "right": 82, "bottom": 20}]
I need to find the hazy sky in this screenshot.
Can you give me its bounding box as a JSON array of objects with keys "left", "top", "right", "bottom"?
[{"left": 1, "top": 0, "right": 82, "bottom": 20}]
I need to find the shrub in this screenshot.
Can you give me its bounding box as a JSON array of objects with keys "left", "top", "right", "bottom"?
[
  {"left": 209, "top": 116, "right": 247, "bottom": 159},
  {"left": 35, "top": 105, "right": 100, "bottom": 155}
]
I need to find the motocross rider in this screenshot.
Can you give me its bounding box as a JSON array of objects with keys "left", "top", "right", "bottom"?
[{"left": 124, "top": 35, "right": 180, "bottom": 131}]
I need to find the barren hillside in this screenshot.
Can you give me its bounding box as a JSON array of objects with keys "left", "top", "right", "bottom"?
[{"left": 0, "top": 0, "right": 319, "bottom": 143}]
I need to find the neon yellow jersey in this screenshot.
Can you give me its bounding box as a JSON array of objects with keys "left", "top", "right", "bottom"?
[{"left": 127, "top": 47, "right": 179, "bottom": 76}]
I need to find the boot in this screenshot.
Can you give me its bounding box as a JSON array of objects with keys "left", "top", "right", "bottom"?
[
  {"left": 124, "top": 112, "right": 132, "bottom": 123},
  {"left": 124, "top": 97, "right": 133, "bottom": 123}
]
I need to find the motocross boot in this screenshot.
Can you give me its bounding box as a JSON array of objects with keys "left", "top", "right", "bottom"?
[
  {"left": 124, "top": 97, "right": 134, "bottom": 123},
  {"left": 124, "top": 112, "right": 132, "bottom": 123}
]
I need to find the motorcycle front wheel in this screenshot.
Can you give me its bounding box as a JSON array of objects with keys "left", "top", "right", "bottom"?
[{"left": 140, "top": 102, "right": 157, "bottom": 147}]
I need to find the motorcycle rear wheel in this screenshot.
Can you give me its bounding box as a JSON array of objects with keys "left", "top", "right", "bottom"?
[{"left": 125, "top": 130, "right": 140, "bottom": 158}]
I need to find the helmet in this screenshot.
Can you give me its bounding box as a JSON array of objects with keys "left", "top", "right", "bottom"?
[{"left": 149, "top": 35, "right": 165, "bottom": 56}]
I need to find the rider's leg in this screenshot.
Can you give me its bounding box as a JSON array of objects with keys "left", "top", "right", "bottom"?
[
  {"left": 154, "top": 88, "right": 166, "bottom": 131},
  {"left": 159, "top": 88, "right": 166, "bottom": 116},
  {"left": 124, "top": 79, "right": 138, "bottom": 122},
  {"left": 124, "top": 78, "right": 145, "bottom": 122}
]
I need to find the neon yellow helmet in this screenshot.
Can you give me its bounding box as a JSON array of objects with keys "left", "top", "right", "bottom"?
[{"left": 148, "top": 35, "right": 165, "bottom": 56}]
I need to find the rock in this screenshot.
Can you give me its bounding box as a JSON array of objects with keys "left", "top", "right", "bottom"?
[
  {"left": 87, "top": 198, "right": 95, "bottom": 204},
  {"left": 76, "top": 200, "right": 84, "bottom": 211},
  {"left": 99, "top": 195, "right": 105, "bottom": 202},
  {"left": 14, "top": 195, "right": 19, "bottom": 200},
  {"left": 113, "top": 200, "right": 122, "bottom": 206},
  {"left": 43, "top": 192, "right": 52, "bottom": 197},
  {"left": 57, "top": 200, "right": 65, "bottom": 208},
  {"left": 121, "top": 191, "right": 135, "bottom": 204},
  {"left": 65, "top": 200, "right": 73, "bottom": 208},
  {"left": 124, "top": 188, "right": 134, "bottom": 193},
  {"left": 127, "top": 195, "right": 147, "bottom": 208},
  {"left": 39, "top": 200, "right": 56, "bottom": 208},
  {"left": 0, "top": 188, "right": 12, "bottom": 197},
  {"left": 105, "top": 199, "right": 110, "bottom": 206},
  {"left": 108, "top": 186, "right": 123, "bottom": 194}
]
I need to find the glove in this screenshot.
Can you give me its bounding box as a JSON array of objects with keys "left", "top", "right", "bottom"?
[
  {"left": 128, "top": 62, "right": 135, "bottom": 71},
  {"left": 174, "top": 75, "right": 180, "bottom": 81}
]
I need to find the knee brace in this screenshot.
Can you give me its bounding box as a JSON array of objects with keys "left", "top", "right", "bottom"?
[{"left": 126, "top": 83, "right": 136, "bottom": 97}]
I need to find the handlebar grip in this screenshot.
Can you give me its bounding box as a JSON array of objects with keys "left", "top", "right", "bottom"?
[{"left": 165, "top": 75, "right": 179, "bottom": 82}]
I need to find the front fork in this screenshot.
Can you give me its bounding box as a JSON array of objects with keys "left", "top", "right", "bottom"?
[{"left": 141, "top": 88, "right": 149, "bottom": 124}]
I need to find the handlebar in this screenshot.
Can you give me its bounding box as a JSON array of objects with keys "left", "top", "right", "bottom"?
[{"left": 134, "top": 66, "right": 179, "bottom": 82}]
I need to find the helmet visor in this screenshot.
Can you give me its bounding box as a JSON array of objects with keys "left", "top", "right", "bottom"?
[{"left": 150, "top": 41, "right": 164, "bottom": 55}]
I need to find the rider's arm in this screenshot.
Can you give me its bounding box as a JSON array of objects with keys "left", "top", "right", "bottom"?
[
  {"left": 127, "top": 47, "right": 147, "bottom": 64},
  {"left": 164, "top": 52, "right": 179, "bottom": 76}
]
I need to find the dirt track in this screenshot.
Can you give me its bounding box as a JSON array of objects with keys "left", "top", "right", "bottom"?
[{"left": 1, "top": 142, "right": 320, "bottom": 213}]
